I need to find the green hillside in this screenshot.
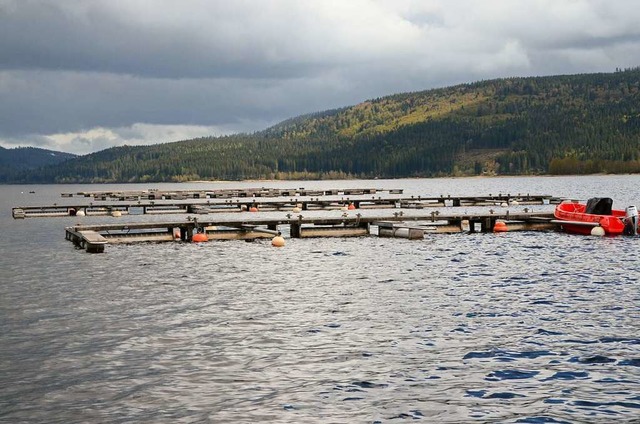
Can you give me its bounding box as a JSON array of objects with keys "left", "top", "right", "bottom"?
[
  {"left": 5, "top": 68, "right": 640, "bottom": 183},
  {"left": 0, "top": 146, "right": 77, "bottom": 181}
]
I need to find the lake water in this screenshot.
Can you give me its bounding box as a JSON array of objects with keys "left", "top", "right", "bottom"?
[{"left": 1, "top": 175, "right": 639, "bottom": 423}]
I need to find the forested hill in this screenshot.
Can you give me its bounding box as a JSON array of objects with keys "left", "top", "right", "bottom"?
[
  {"left": 0, "top": 146, "right": 76, "bottom": 181},
  {"left": 6, "top": 68, "right": 640, "bottom": 183}
]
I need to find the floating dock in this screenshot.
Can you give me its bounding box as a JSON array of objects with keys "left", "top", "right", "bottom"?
[
  {"left": 60, "top": 187, "right": 403, "bottom": 200},
  {"left": 14, "top": 193, "right": 559, "bottom": 219},
  {"left": 65, "top": 210, "right": 557, "bottom": 253},
  {"left": 11, "top": 186, "right": 564, "bottom": 253}
]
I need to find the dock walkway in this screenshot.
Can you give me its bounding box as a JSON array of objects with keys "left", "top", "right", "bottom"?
[
  {"left": 14, "top": 193, "right": 559, "bottom": 219},
  {"left": 61, "top": 187, "right": 402, "bottom": 200},
  {"left": 65, "top": 210, "right": 556, "bottom": 252},
  {"left": 10, "top": 185, "right": 564, "bottom": 253}
]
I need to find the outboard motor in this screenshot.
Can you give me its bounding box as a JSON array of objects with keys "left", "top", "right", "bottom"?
[{"left": 624, "top": 205, "right": 639, "bottom": 236}]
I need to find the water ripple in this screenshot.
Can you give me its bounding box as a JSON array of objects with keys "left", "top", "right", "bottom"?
[{"left": 2, "top": 178, "right": 640, "bottom": 423}]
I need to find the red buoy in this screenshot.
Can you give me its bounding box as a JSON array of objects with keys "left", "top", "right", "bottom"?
[
  {"left": 348, "top": 203, "right": 356, "bottom": 210},
  {"left": 192, "top": 233, "right": 208, "bottom": 242},
  {"left": 493, "top": 221, "right": 508, "bottom": 232}
]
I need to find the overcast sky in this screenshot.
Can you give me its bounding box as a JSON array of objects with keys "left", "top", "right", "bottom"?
[{"left": 1, "top": 0, "right": 639, "bottom": 155}]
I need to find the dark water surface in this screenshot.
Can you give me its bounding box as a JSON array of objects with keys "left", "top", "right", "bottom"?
[{"left": 1, "top": 176, "right": 639, "bottom": 423}]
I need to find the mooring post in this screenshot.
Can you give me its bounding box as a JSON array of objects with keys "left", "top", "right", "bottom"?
[
  {"left": 290, "top": 223, "right": 301, "bottom": 238},
  {"left": 291, "top": 215, "right": 303, "bottom": 238}
]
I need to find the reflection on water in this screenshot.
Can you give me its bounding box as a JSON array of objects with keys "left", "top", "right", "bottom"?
[{"left": 1, "top": 176, "right": 639, "bottom": 423}]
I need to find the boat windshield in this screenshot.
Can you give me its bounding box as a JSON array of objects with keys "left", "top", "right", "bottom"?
[{"left": 585, "top": 197, "right": 613, "bottom": 215}]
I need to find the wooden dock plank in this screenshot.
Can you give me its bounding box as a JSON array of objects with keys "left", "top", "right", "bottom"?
[
  {"left": 64, "top": 210, "right": 553, "bottom": 231},
  {"left": 63, "top": 210, "right": 557, "bottom": 252},
  {"left": 78, "top": 230, "right": 108, "bottom": 244},
  {"left": 65, "top": 229, "right": 108, "bottom": 253},
  {"left": 62, "top": 187, "right": 402, "bottom": 200},
  {"left": 14, "top": 194, "right": 560, "bottom": 219}
]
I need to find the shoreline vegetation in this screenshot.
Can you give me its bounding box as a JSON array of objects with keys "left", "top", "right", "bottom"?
[
  {"left": 5, "top": 172, "right": 638, "bottom": 186},
  {"left": 2, "top": 68, "right": 640, "bottom": 184}
]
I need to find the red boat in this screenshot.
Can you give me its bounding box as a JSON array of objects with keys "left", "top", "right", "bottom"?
[{"left": 554, "top": 198, "right": 638, "bottom": 236}]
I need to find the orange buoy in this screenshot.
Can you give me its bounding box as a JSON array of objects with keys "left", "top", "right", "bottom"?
[
  {"left": 192, "top": 233, "right": 208, "bottom": 242},
  {"left": 493, "top": 220, "right": 508, "bottom": 232},
  {"left": 348, "top": 203, "right": 356, "bottom": 210},
  {"left": 249, "top": 206, "right": 259, "bottom": 212},
  {"left": 271, "top": 235, "right": 285, "bottom": 247}
]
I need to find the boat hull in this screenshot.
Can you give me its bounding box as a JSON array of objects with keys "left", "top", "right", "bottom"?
[{"left": 554, "top": 201, "right": 627, "bottom": 235}]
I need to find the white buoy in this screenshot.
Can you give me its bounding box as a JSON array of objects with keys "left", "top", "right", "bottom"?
[
  {"left": 591, "top": 226, "right": 605, "bottom": 236},
  {"left": 292, "top": 207, "right": 301, "bottom": 213},
  {"left": 111, "top": 210, "right": 122, "bottom": 217},
  {"left": 76, "top": 210, "right": 86, "bottom": 216},
  {"left": 510, "top": 200, "right": 519, "bottom": 206},
  {"left": 501, "top": 202, "right": 508, "bottom": 207}
]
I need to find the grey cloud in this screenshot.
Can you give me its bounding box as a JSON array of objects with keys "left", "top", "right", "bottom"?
[
  {"left": 0, "top": 0, "right": 413, "bottom": 79},
  {"left": 0, "top": 1, "right": 304, "bottom": 78},
  {"left": 0, "top": 69, "right": 360, "bottom": 138},
  {"left": 1, "top": 0, "right": 639, "bottom": 154},
  {"left": 0, "top": 133, "right": 57, "bottom": 149}
]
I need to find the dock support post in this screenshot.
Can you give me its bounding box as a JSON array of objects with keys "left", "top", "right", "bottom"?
[
  {"left": 86, "top": 243, "right": 105, "bottom": 254},
  {"left": 290, "top": 223, "right": 301, "bottom": 238}
]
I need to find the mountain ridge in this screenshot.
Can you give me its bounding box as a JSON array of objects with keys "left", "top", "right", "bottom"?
[
  {"left": 3, "top": 68, "right": 640, "bottom": 183},
  {"left": 0, "top": 146, "right": 77, "bottom": 181}
]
